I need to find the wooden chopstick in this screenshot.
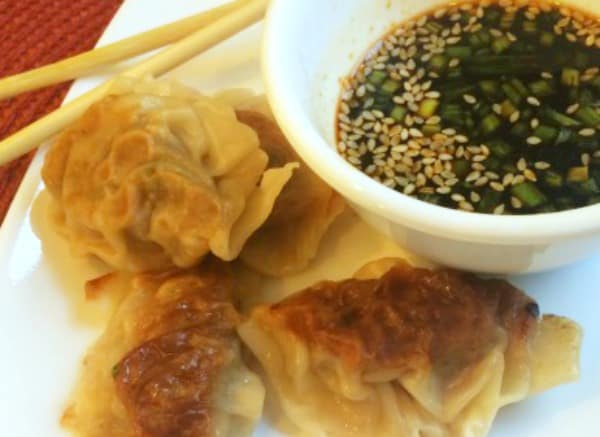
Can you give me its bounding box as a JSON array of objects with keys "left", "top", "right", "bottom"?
[
  {"left": 0, "top": 0, "right": 268, "bottom": 167},
  {"left": 0, "top": 0, "right": 244, "bottom": 101}
]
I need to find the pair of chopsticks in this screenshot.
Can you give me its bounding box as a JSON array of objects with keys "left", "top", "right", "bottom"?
[{"left": 0, "top": 0, "right": 268, "bottom": 166}]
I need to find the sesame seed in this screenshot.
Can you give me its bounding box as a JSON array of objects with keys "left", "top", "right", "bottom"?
[
  {"left": 436, "top": 186, "right": 451, "bottom": 194},
  {"left": 404, "top": 184, "right": 416, "bottom": 195},
  {"left": 524, "top": 169, "right": 537, "bottom": 182},
  {"left": 517, "top": 158, "right": 527, "bottom": 171},
  {"left": 466, "top": 171, "right": 481, "bottom": 182},
  {"left": 530, "top": 118, "right": 540, "bottom": 129},
  {"left": 527, "top": 136, "right": 542, "bottom": 145},
  {"left": 567, "top": 103, "right": 580, "bottom": 114},
  {"left": 449, "top": 58, "right": 461, "bottom": 68},
  {"left": 503, "top": 173, "right": 515, "bottom": 186},
  {"left": 512, "top": 175, "right": 525, "bottom": 185},
  {"left": 455, "top": 135, "right": 469, "bottom": 143},
  {"left": 510, "top": 196, "right": 523, "bottom": 209},
  {"left": 463, "top": 94, "right": 477, "bottom": 105},
  {"left": 493, "top": 204, "right": 505, "bottom": 215},
  {"left": 459, "top": 201, "right": 475, "bottom": 212},
  {"left": 470, "top": 191, "right": 481, "bottom": 203},
  {"left": 475, "top": 176, "right": 489, "bottom": 187},
  {"left": 527, "top": 96, "right": 541, "bottom": 106},
  {"left": 534, "top": 161, "right": 551, "bottom": 170},
  {"left": 490, "top": 181, "right": 505, "bottom": 192},
  {"left": 510, "top": 110, "right": 521, "bottom": 123},
  {"left": 582, "top": 153, "right": 591, "bottom": 166},
  {"left": 579, "top": 128, "right": 596, "bottom": 137}
]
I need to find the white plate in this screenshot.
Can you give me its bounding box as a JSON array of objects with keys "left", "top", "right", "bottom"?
[{"left": 0, "top": 1, "right": 597, "bottom": 436}]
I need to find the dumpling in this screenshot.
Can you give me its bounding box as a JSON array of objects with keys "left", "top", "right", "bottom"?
[
  {"left": 218, "top": 91, "right": 344, "bottom": 276},
  {"left": 42, "top": 77, "right": 296, "bottom": 272},
  {"left": 238, "top": 258, "right": 582, "bottom": 437},
  {"left": 62, "top": 259, "right": 265, "bottom": 437}
]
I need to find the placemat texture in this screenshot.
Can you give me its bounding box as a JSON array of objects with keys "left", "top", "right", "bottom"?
[{"left": 0, "top": 0, "right": 123, "bottom": 224}]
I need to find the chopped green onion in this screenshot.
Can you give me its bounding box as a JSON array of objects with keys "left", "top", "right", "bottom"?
[
  {"left": 446, "top": 67, "right": 463, "bottom": 79},
  {"left": 510, "top": 122, "right": 529, "bottom": 138},
  {"left": 418, "top": 99, "right": 439, "bottom": 118},
  {"left": 544, "top": 171, "right": 563, "bottom": 188},
  {"left": 540, "top": 31, "right": 555, "bottom": 46},
  {"left": 390, "top": 106, "right": 408, "bottom": 122},
  {"left": 446, "top": 46, "right": 473, "bottom": 59},
  {"left": 480, "top": 114, "right": 502, "bottom": 135},
  {"left": 533, "top": 125, "right": 559, "bottom": 143},
  {"left": 478, "top": 80, "right": 500, "bottom": 98},
  {"left": 502, "top": 83, "right": 522, "bottom": 104},
  {"left": 512, "top": 182, "right": 547, "bottom": 208},
  {"left": 529, "top": 80, "right": 555, "bottom": 97},
  {"left": 500, "top": 99, "right": 518, "bottom": 118},
  {"left": 477, "top": 190, "right": 503, "bottom": 213},
  {"left": 381, "top": 79, "right": 401, "bottom": 95},
  {"left": 522, "top": 20, "right": 537, "bottom": 33},
  {"left": 492, "top": 36, "right": 511, "bottom": 54},
  {"left": 561, "top": 68, "right": 580, "bottom": 87},
  {"left": 473, "top": 102, "right": 492, "bottom": 118},
  {"left": 422, "top": 124, "right": 441, "bottom": 136},
  {"left": 487, "top": 139, "right": 512, "bottom": 158},
  {"left": 567, "top": 166, "right": 589, "bottom": 182},
  {"left": 554, "top": 127, "right": 573, "bottom": 145},
  {"left": 452, "top": 159, "right": 470, "bottom": 178},
  {"left": 367, "top": 71, "right": 387, "bottom": 87},
  {"left": 510, "top": 79, "right": 529, "bottom": 97},
  {"left": 575, "top": 106, "right": 600, "bottom": 127},
  {"left": 542, "top": 108, "right": 581, "bottom": 127},
  {"left": 484, "top": 156, "right": 502, "bottom": 171},
  {"left": 429, "top": 54, "right": 448, "bottom": 72}
]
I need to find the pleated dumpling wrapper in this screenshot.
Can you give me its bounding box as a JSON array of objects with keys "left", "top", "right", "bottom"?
[
  {"left": 238, "top": 258, "right": 582, "bottom": 437},
  {"left": 62, "top": 260, "right": 265, "bottom": 437},
  {"left": 42, "top": 78, "right": 297, "bottom": 272},
  {"left": 216, "top": 89, "right": 345, "bottom": 277}
]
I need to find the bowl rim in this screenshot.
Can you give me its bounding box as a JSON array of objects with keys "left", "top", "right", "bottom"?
[{"left": 262, "top": 0, "right": 600, "bottom": 245}]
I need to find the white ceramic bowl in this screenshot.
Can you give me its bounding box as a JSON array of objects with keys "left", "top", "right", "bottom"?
[{"left": 263, "top": 0, "right": 600, "bottom": 274}]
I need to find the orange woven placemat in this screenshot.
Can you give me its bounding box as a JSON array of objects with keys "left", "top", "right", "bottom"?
[{"left": 0, "top": 0, "right": 123, "bottom": 224}]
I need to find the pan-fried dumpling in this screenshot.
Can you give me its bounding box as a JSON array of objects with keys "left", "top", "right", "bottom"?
[
  {"left": 239, "top": 258, "right": 582, "bottom": 437},
  {"left": 42, "top": 78, "right": 296, "bottom": 272},
  {"left": 218, "top": 92, "right": 344, "bottom": 276},
  {"left": 62, "top": 260, "right": 265, "bottom": 437}
]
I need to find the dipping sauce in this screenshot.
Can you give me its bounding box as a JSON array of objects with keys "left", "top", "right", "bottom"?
[{"left": 337, "top": 0, "right": 600, "bottom": 214}]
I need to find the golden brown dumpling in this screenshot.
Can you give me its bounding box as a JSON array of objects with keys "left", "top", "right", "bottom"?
[
  {"left": 234, "top": 106, "right": 345, "bottom": 276},
  {"left": 42, "top": 78, "right": 296, "bottom": 272},
  {"left": 62, "top": 260, "right": 265, "bottom": 437},
  {"left": 239, "top": 258, "right": 581, "bottom": 437}
]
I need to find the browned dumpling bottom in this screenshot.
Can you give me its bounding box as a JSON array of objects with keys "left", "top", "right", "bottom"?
[
  {"left": 62, "top": 260, "right": 264, "bottom": 437},
  {"left": 239, "top": 258, "right": 582, "bottom": 437}
]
